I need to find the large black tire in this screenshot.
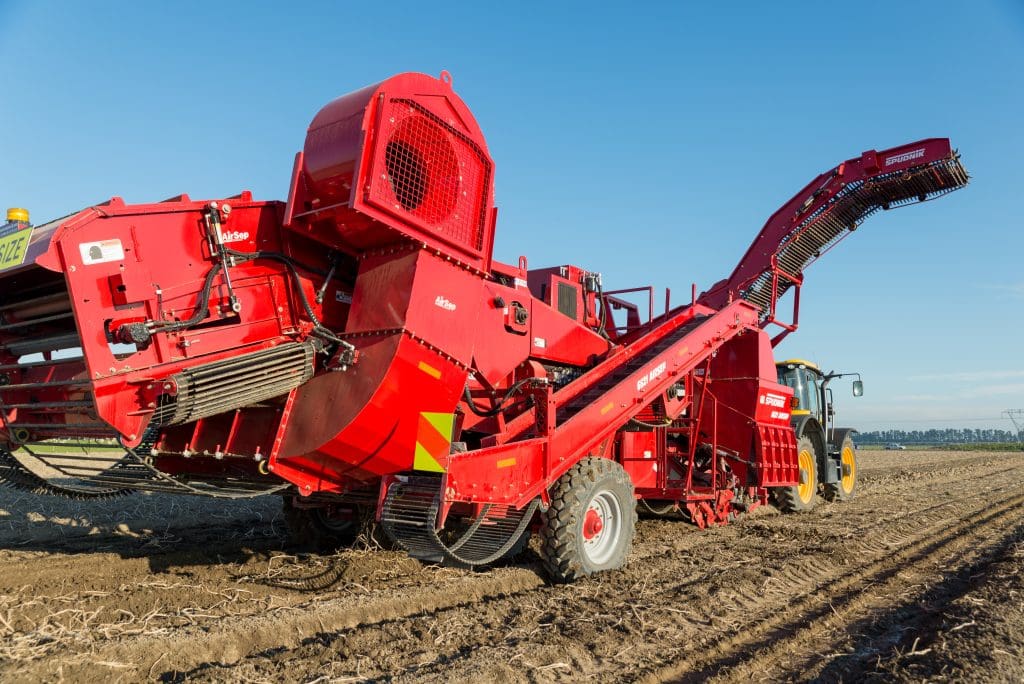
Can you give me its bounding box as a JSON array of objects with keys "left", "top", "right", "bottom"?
[
  {"left": 541, "top": 457, "right": 637, "bottom": 583},
  {"left": 283, "top": 498, "right": 361, "bottom": 551},
  {"left": 773, "top": 435, "right": 819, "bottom": 513},
  {"left": 823, "top": 435, "right": 857, "bottom": 502}
]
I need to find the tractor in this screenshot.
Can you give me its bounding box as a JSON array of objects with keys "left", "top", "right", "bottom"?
[{"left": 774, "top": 359, "right": 862, "bottom": 510}]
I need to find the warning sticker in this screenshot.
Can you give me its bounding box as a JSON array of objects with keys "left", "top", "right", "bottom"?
[
  {"left": 79, "top": 239, "right": 125, "bottom": 265},
  {"left": 0, "top": 223, "right": 33, "bottom": 272}
]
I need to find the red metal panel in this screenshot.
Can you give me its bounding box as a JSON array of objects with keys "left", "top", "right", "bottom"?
[
  {"left": 273, "top": 332, "right": 469, "bottom": 488},
  {"left": 469, "top": 281, "right": 532, "bottom": 387},
  {"left": 1, "top": 196, "right": 311, "bottom": 447},
  {"left": 756, "top": 425, "right": 798, "bottom": 487},
  {"left": 619, "top": 431, "right": 658, "bottom": 490}
]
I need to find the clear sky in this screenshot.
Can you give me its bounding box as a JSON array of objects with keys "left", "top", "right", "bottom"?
[{"left": 1, "top": 1, "right": 1021, "bottom": 431}]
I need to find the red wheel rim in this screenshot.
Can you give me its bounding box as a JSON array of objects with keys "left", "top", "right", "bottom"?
[{"left": 583, "top": 507, "right": 604, "bottom": 540}]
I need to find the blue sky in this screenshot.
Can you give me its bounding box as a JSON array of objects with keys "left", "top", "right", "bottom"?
[{"left": 1, "top": 1, "right": 1021, "bottom": 431}]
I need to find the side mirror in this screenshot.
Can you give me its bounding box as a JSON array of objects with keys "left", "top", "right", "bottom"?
[{"left": 852, "top": 380, "right": 864, "bottom": 397}]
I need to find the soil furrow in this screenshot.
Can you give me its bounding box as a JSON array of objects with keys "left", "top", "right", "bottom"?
[
  {"left": 0, "top": 449, "right": 1021, "bottom": 682},
  {"left": 643, "top": 490, "right": 1024, "bottom": 682},
  {"left": 161, "top": 453, "right": 1024, "bottom": 682}
]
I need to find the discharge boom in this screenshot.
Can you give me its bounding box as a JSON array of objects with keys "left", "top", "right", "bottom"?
[{"left": 0, "top": 72, "right": 968, "bottom": 579}]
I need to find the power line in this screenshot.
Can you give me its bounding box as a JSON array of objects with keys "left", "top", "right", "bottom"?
[{"left": 1004, "top": 409, "right": 1024, "bottom": 443}]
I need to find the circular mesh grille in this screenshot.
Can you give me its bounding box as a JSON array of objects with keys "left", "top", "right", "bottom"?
[
  {"left": 384, "top": 114, "right": 459, "bottom": 224},
  {"left": 385, "top": 140, "right": 427, "bottom": 211}
]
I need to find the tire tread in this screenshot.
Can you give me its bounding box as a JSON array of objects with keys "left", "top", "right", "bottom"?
[{"left": 540, "top": 457, "right": 637, "bottom": 583}]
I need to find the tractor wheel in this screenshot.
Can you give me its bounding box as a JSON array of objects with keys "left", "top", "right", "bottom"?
[
  {"left": 823, "top": 436, "right": 857, "bottom": 502},
  {"left": 541, "top": 457, "right": 637, "bottom": 583},
  {"left": 773, "top": 435, "right": 819, "bottom": 513},
  {"left": 283, "top": 498, "right": 361, "bottom": 551}
]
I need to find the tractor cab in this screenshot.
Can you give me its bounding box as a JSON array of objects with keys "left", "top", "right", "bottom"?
[
  {"left": 777, "top": 359, "right": 825, "bottom": 423},
  {"left": 776, "top": 359, "right": 863, "bottom": 441}
]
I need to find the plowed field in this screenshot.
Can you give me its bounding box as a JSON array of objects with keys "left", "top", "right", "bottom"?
[{"left": 1, "top": 449, "right": 1022, "bottom": 682}]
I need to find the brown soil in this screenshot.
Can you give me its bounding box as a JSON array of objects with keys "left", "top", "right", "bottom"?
[{"left": 1, "top": 449, "right": 1022, "bottom": 682}]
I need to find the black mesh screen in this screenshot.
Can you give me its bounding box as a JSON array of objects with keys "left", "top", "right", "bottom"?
[{"left": 557, "top": 283, "right": 578, "bottom": 320}]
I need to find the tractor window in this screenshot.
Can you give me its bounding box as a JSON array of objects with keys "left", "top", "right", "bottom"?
[
  {"left": 800, "top": 368, "right": 820, "bottom": 416},
  {"left": 777, "top": 367, "right": 804, "bottom": 406},
  {"left": 777, "top": 366, "right": 820, "bottom": 416}
]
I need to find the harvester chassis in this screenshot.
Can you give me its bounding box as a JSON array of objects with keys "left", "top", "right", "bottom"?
[{"left": 0, "top": 71, "right": 967, "bottom": 579}]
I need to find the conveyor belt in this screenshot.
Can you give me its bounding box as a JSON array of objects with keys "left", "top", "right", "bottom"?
[
  {"left": 740, "top": 155, "right": 968, "bottom": 318},
  {"left": 700, "top": 141, "right": 969, "bottom": 321},
  {"left": 380, "top": 475, "right": 538, "bottom": 566},
  {"left": 0, "top": 429, "right": 291, "bottom": 500}
]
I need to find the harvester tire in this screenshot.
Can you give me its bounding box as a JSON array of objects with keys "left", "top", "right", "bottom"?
[
  {"left": 283, "top": 498, "right": 360, "bottom": 551},
  {"left": 773, "top": 435, "right": 819, "bottom": 513},
  {"left": 541, "top": 457, "right": 637, "bottom": 583},
  {"left": 823, "top": 435, "right": 857, "bottom": 502}
]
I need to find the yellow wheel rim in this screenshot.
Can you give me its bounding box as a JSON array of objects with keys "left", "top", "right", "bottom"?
[
  {"left": 840, "top": 446, "right": 856, "bottom": 494},
  {"left": 797, "top": 448, "right": 815, "bottom": 503}
]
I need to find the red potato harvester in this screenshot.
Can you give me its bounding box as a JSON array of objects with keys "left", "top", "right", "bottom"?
[{"left": 0, "top": 72, "right": 967, "bottom": 580}]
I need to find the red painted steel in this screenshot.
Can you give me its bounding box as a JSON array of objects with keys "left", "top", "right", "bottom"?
[
  {"left": 285, "top": 71, "right": 496, "bottom": 273},
  {"left": 700, "top": 137, "right": 968, "bottom": 342},
  {"left": 0, "top": 71, "right": 968, "bottom": 537}
]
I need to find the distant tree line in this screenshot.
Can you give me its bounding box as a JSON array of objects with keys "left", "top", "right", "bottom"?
[{"left": 855, "top": 428, "right": 1022, "bottom": 445}]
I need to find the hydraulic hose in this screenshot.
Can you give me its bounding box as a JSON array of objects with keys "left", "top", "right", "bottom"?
[
  {"left": 463, "top": 377, "right": 537, "bottom": 418},
  {"left": 226, "top": 249, "right": 355, "bottom": 358},
  {"left": 148, "top": 262, "right": 224, "bottom": 334}
]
